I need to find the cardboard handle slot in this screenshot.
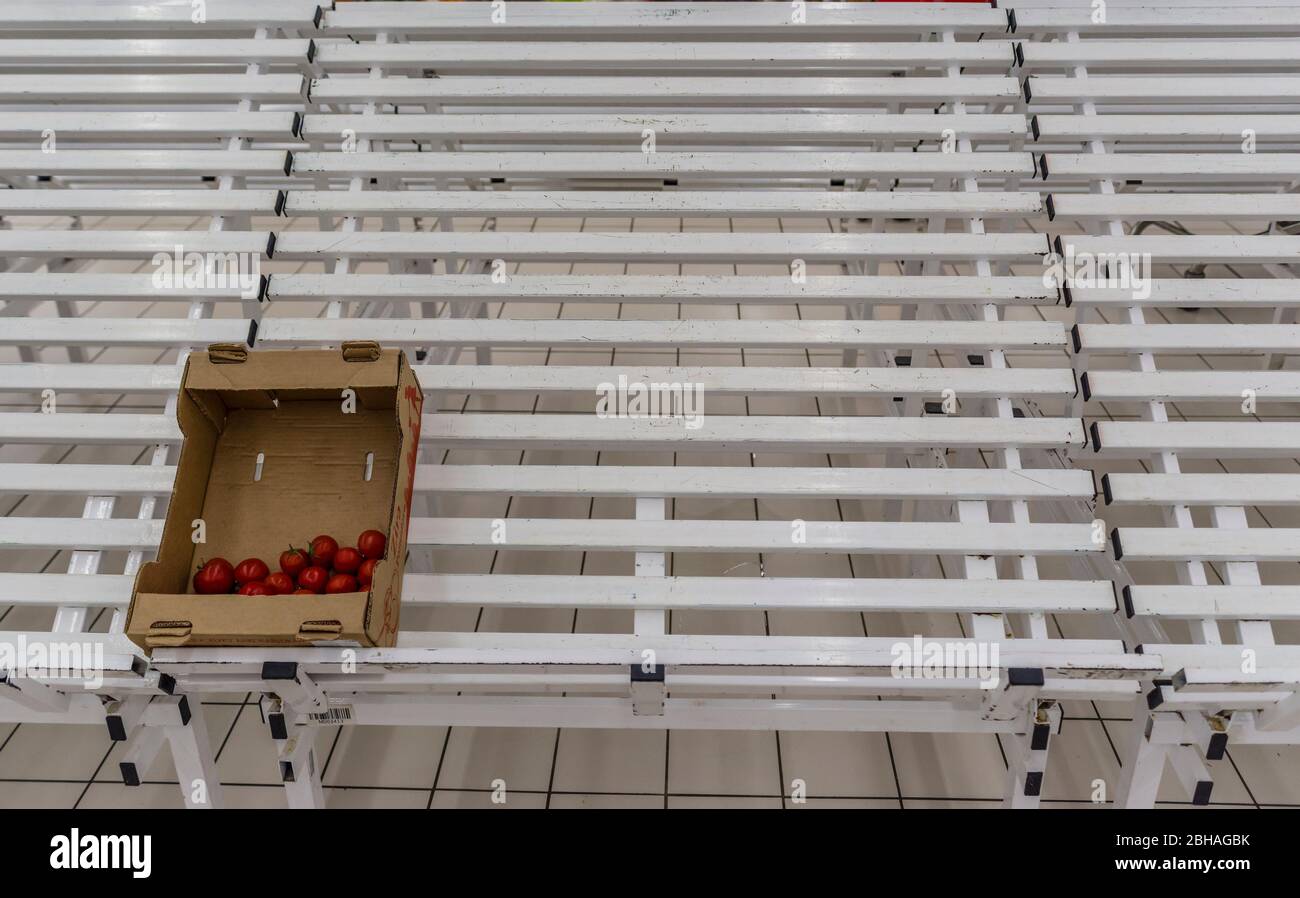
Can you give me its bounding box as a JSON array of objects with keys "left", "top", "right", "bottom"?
[
  {"left": 145, "top": 622, "right": 193, "bottom": 647},
  {"left": 341, "top": 341, "right": 381, "bottom": 362},
  {"left": 297, "top": 621, "right": 343, "bottom": 641},
  {"left": 207, "top": 343, "right": 249, "bottom": 364}
]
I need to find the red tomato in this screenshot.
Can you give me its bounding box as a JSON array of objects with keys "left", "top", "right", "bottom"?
[
  {"left": 309, "top": 534, "right": 338, "bottom": 568},
  {"left": 357, "top": 558, "right": 378, "bottom": 588},
  {"left": 233, "top": 557, "right": 270, "bottom": 585},
  {"left": 193, "top": 558, "right": 235, "bottom": 595},
  {"left": 357, "top": 529, "right": 386, "bottom": 560},
  {"left": 333, "top": 546, "right": 362, "bottom": 574},
  {"left": 297, "top": 566, "right": 329, "bottom": 594},
  {"left": 238, "top": 581, "right": 271, "bottom": 597},
  {"left": 264, "top": 571, "right": 295, "bottom": 595},
  {"left": 326, "top": 573, "right": 358, "bottom": 594},
  {"left": 279, "top": 547, "right": 309, "bottom": 579},
  {"left": 292, "top": 588, "right": 314, "bottom": 595}
]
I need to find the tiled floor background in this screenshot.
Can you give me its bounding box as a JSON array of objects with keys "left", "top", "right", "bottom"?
[
  {"left": 2, "top": 211, "right": 1298, "bottom": 808},
  {"left": 2, "top": 698, "right": 1298, "bottom": 808}
]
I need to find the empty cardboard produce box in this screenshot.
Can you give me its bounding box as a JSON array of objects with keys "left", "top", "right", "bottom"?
[{"left": 126, "top": 341, "right": 423, "bottom": 652}]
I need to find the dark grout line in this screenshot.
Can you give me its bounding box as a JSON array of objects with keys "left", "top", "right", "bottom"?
[
  {"left": 662, "top": 731, "right": 671, "bottom": 810},
  {"left": 426, "top": 726, "right": 454, "bottom": 810},
  {"left": 211, "top": 694, "right": 254, "bottom": 767},
  {"left": 1222, "top": 748, "right": 1263, "bottom": 810},
  {"left": 543, "top": 728, "right": 563, "bottom": 811},
  {"left": 0, "top": 723, "right": 19, "bottom": 757},
  {"left": 316, "top": 727, "right": 344, "bottom": 788},
  {"left": 73, "top": 743, "right": 120, "bottom": 809}
]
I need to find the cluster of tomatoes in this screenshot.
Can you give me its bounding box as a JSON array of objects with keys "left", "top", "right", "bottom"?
[{"left": 192, "top": 530, "right": 387, "bottom": 597}]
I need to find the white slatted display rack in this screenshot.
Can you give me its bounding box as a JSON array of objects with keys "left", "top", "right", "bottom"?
[
  {"left": 1021, "top": 0, "right": 1300, "bottom": 806},
  {"left": 11, "top": 0, "right": 1297, "bottom": 810},
  {"left": 0, "top": 0, "right": 317, "bottom": 807},
  {"left": 244, "top": 0, "right": 1149, "bottom": 809}
]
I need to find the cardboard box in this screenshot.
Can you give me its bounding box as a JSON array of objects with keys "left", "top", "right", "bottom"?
[{"left": 126, "top": 341, "right": 423, "bottom": 652}]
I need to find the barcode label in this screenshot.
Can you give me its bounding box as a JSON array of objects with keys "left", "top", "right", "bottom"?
[{"left": 308, "top": 706, "right": 353, "bottom": 725}]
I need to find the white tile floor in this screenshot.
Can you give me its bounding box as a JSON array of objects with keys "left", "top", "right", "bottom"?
[
  {"left": 1, "top": 697, "right": 1292, "bottom": 808},
  {"left": 2, "top": 212, "right": 1298, "bottom": 808}
]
